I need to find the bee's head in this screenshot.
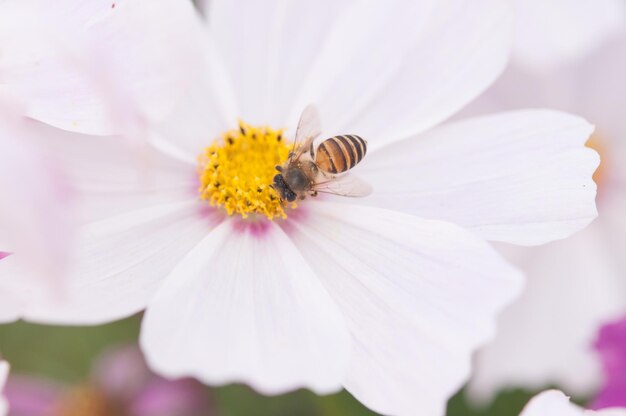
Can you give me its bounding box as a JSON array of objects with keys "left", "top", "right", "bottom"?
[{"left": 273, "top": 173, "right": 297, "bottom": 202}]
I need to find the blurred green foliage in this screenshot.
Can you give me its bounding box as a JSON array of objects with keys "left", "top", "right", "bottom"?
[{"left": 0, "top": 317, "right": 558, "bottom": 415}]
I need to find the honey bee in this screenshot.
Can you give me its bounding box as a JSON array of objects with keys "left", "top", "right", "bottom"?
[{"left": 272, "top": 105, "right": 372, "bottom": 202}]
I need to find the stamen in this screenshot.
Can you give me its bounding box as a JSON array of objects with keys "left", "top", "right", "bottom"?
[{"left": 198, "top": 120, "right": 294, "bottom": 219}]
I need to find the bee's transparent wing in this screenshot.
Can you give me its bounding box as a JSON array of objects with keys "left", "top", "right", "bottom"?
[
  {"left": 291, "top": 104, "right": 321, "bottom": 161},
  {"left": 312, "top": 173, "right": 372, "bottom": 198}
]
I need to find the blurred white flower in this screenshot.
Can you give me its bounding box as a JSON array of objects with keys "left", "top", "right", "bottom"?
[
  {"left": 0, "top": 105, "right": 73, "bottom": 322},
  {"left": 464, "top": 29, "right": 626, "bottom": 401},
  {"left": 512, "top": 0, "right": 626, "bottom": 70},
  {"left": 0, "top": 360, "right": 8, "bottom": 416},
  {"left": 0, "top": 1, "right": 601, "bottom": 415},
  {"left": 520, "top": 390, "right": 626, "bottom": 416}
]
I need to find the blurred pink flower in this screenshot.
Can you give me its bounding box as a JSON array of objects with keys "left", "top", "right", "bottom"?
[
  {"left": 592, "top": 315, "right": 626, "bottom": 409},
  {"left": 4, "top": 346, "right": 213, "bottom": 416}
]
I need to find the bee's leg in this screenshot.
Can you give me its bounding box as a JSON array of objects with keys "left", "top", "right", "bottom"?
[{"left": 275, "top": 165, "right": 283, "bottom": 172}]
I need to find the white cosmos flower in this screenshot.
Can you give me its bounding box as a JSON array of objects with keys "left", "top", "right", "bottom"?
[
  {"left": 0, "top": 1, "right": 600, "bottom": 415},
  {"left": 512, "top": 0, "right": 626, "bottom": 70},
  {"left": 463, "top": 30, "right": 626, "bottom": 401},
  {"left": 520, "top": 390, "right": 626, "bottom": 416},
  {"left": 0, "top": 360, "right": 8, "bottom": 416},
  {"left": 0, "top": 103, "right": 73, "bottom": 322}
]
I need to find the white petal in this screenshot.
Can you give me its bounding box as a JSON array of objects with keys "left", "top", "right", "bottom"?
[
  {"left": 0, "top": 111, "right": 72, "bottom": 284},
  {"left": 358, "top": 110, "right": 598, "bottom": 245},
  {"left": 210, "top": 0, "right": 511, "bottom": 150},
  {"left": 141, "top": 219, "right": 350, "bottom": 395},
  {"left": 520, "top": 390, "right": 626, "bottom": 416},
  {"left": 513, "top": 0, "right": 626, "bottom": 70},
  {"left": 0, "top": 0, "right": 206, "bottom": 136},
  {"left": 208, "top": 0, "right": 349, "bottom": 127},
  {"left": 470, "top": 222, "right": 625, "bottom": 402},
  {"left": 151, "top": 71, "right": 233, "bottom": 159},
  {"left": 332, "top": 0, "right": 513, "bottom": 148},
  {"left": 283, "top": 201, "right": 522, "bottom": 416},
  {"left": 4, "top": 200, "right": 216, "bottom": 325}
]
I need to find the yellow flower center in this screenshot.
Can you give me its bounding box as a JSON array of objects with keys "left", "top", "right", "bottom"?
[{"left": 198, "top": 120, "right": 295, "bottom": 219}]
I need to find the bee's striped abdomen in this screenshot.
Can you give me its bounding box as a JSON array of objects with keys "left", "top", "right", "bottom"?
[{"left": 315, "top": 135, "right": 367, "bottom": 174}]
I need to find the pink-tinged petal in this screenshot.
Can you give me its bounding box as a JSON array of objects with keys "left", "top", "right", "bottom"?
[
  {"left": 0, "top": 110, "right": 73, "bottom": 290},
  {"left": 3, "top": 376, "right": 63, "bottom": 416},
  {"left": 0, "top": 107, "right": 212, "bottom": 324},
  {"left": 141, "top": 219, "right": 351, "bottom": 395},
  {"left": 359, "top": 110, "right": 598, "bottom": 246},
  {"left": 0, "top": 0, "right": 207, "bottom": 137},
  {"left": 512, "top": 0, "right": 626, "bottom": 71},
  {"left": 592, "top": 315, "right": 626, "bottom": 409},
  {"left": 521, "top": 390, "right": 626, "bottom": 416},
  {"left": 2, "top": 201, "right": 218, "bottom": 325},
  {"left": 283, "top": 201, "right": 522, "bottom": 416},
  {"left": 8, "top": 118, "right": 196, "bottom": 224}
]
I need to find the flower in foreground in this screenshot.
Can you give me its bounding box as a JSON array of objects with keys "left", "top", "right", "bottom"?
[
  {"left": 464, "top": 25, "right": 626, "bottom": 401},
  {"left": 0, "top": 1, "right": 600, "bottom": 415},
  {"left": 3, "top": 345, "right": 213, "bottom": 416}
]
